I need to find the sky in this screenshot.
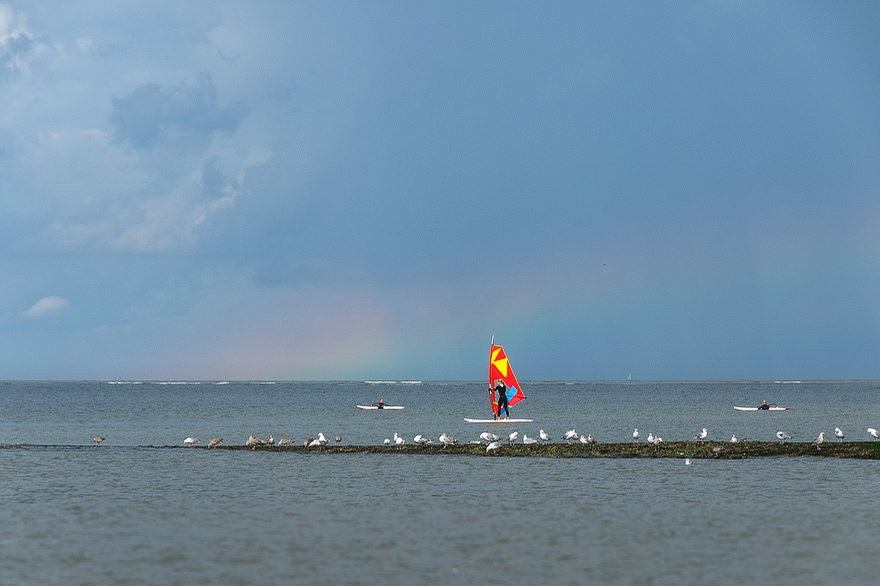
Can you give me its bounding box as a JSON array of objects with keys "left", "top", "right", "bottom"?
[{"left": 2, "top": 1, "right": 879, "bottom": 381}]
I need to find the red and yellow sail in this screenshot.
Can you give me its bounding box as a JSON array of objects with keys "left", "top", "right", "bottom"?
[{"left": 489, "top": 342, "right": 525, "bottom": 415}]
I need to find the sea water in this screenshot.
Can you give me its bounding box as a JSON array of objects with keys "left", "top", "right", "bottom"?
[{"left": 2, "top": 380, "right": 880, "bottom": 585}]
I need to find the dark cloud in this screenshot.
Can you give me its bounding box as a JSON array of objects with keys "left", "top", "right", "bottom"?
[
  {"left": 109, "top": 72, "right": 248, "bottom": 150},
  {"left": 0, "top": 32, "right": 34, "bottom": 83}
]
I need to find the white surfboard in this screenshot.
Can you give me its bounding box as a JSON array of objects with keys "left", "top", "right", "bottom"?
[
  {"left": 357, "top": 405, "right": 405, "bottom": 410},
  {"left": 733, "top": 406, "right": 793, "bottom": 411},
  {"left": 464, "top": 417, "right": 533, "bottom": 423}
]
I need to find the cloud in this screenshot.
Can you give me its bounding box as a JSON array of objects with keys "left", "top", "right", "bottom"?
[
  {"left": 23, "top": 296, "right": 70, "bottom": 318},
  {"left": 0, "top": 3, "right": 35, "bottom": 83},
  {"left": 109, "top": 71, "right": 248, "bottom": 150}
]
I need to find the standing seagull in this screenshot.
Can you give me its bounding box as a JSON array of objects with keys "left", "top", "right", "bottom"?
[
  {"left": 562, "top": 429, "right": 577, "bottom": 444},
  {"left": 868, "top": 428, "right": 880, "bottom": 440},
  {"left": 811, "top": 432, "right": 825, "bottom": 450},
  {"left": 207, "top": 438, "right": 223, "bottom": 448},
  {"left": 730, "top": 434, "right": 738, "bottom": 443},
  {"left": 539, "top": 429, "right": 551, "bottom": 444},
  {"left": 695, "top": 428, "right": 708, "bottom": 443},
  {"left": 183, "top": 437, "right": 200, "bottom": 447},
  {"left": 486, "top": 440, "right": 502, "bottom": 453},
  {"left": 633, "top": 428, "right": 640, "bottom": 443},
  {"left": 834, "top": 427, "right": 844, "bottom": 442},
  {"left": 508, "top": 431, "right": 518, "bottom": 444},
  {"left": 91, "top": 436, "right": 105, "bottom": 447},
  {"left": 777, "top": 431, "right": 792, "bottom": 442}
]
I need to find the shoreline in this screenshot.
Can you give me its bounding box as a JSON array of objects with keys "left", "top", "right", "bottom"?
[{"left": 4, "top": 441, "right": 880, "bottom": 459}]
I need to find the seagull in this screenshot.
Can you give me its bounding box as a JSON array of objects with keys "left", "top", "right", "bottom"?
[
  {"left": 776, "top": 431, "right": 792, "bottom": 442},
  {"left": 834, "top": 427, "right": 844, "bottom": 442},
  {"left": 414, "top": 434, "right": 432, "bottom": 445},
  {"left": 562, "top": 429, "right": 577, "bottom": 443},
  {"left": 812, "top": 431, "right": 825, "bottom": 450},
  {"left": 317, "top": 433, "right": 327, "bottom": 445},
  {"left": 480, "top": 432, "right": 500, "bottom": 444},
  {"left": 579, "top": 434, "right": 589, "bottom": 444},
  {"left": 439, "top": 433, "right": 457, "bottom": 447},
  {"left": 730, "top": 434, "right": 738, "bottom": 443},
  {"left": 684, "top": 458, "right": 692, "bottom": 466},
  {"left": 587, "top": 434, "right": 597, "bottom": 448},
  {"left": 267, "top": 435, "right": 275, "bottom": 446},
  {"left": 646, "top": 432, "right": 655, "bottom": 444},
  {"left": 91, "top": 436, "right": 105, "bottom": 447},
  {"left": 523, "top": 434, "right": 538, "bottom": 444},
  {"left": 695, "top": 428, "right": 708, "bottom": 443},
  {"left": 508, "top": 431, "right": 518, "bottom": 444},
  {"left": 632, "top": 428, "right": 640, "bottom": 443},
  {"left": 335, "top": 435, "right": 342, "bottom": 444},
  {"left": 303, "top": 438, "right": 314, "bottom": 446},
  {"left": 539, "top": 429, "right": 551, "bottom": 443},
  {"left": 383, "top": 438, "right": 391, "bottom": 445},
  {"left": 868, "top": 428, "right": 879, "bottom": 440},
  {"left": 183, "top": 437, "right": 200, "bottom": 447},
  {"left": 276, "top": 437, "right": 293, "bottom": 446},
  {"left": 207, "top": 438, "right": 223, "bottom": 448},
  {"left": 307, "top": 437, "right": 323, "bottom": 447},
  {"left": 486, "top": 440, "right": 502, "bottom": 453},
  {"left": 394, "top": 432, "right": 405, "bottom": 447},
  {"left": 246, "top": 435, "right": 260, "bottom": 448}
]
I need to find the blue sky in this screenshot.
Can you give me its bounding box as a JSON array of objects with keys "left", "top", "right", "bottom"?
[{"left": 2, "top": 1, "right": 879, "bottom": 380}]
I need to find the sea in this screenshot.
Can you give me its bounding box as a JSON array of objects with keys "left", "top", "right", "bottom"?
[{"left": 2, "top": 380, "right": 880, "bottom": 586}]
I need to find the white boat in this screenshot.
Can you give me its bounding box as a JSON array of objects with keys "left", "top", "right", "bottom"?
[
  {"left": 357, "top": 404, "right": 404, "bottom": 410},
  {"left": 734, "top": 405, "right": 794, "bottom": 411}
]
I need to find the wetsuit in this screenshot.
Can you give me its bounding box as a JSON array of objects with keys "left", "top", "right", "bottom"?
[
  {"left": 495, "top": 383, "right": 509, "bottom": 419},
  {"left": 757, "top": 403, "right": 770, "bottom": 410}
]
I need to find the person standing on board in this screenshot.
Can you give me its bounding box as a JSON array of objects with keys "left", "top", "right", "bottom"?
[{"left": 494, "top": 381, "right": 510, "bottom": 420}]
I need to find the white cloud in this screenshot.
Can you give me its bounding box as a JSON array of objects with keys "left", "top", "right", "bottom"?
[{"left": 23, "top": 296, "right": 70, "bottom": 318}]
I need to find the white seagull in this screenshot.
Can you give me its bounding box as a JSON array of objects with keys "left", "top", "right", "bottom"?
[
  {"left": 91, "top": 436, "right": 105, "bottom": 447},
  {"left": 523, "top": 434, "right": 538, "bottom": 444},
  {"left": 307, "top": 437, "right": 323, "bottom": 447},
  {"left": 383, "top": 438, "right": 391, "bottom": 445},
  {"left": 811, "top": 431, "right": 825, "bottom": 450},
  {"left": 562, "top": 429, "right": 577, "bottom": 443},
  {"left": 508, "top": 431, "right": 518, "bottom": 444},
  {"left": 539, "top": 429, "right": 551, "bottom": 443},
  {"left": 486, "top": 440, "right": 502, "bottom": 453},
  {"left": 183, "top": 437, "right": 200, "bottom": 447},
  {"left": 317, "top": 433, "right": 327, "bottom": 445},
  {"left": 439, "top": 433, "right": 457, "bottom": 447},
  {"left": 579, "top": 434, "right": 589, "bottom": 444},
  {"left": 684, "top": 458, "right": 692, "bottom": 466},
  {"left": 394, "top": 432, "right": 405, "bottom": 447},
  {"left": 776, "top": 431, "right": 792, "bottom": 442},
  {"left": 834, "top": 427, "right": 844, "bottom": 442},
  {"left": 695, "top": 428, "right": 708, "bottom": 443},
  {"left": 730, "top": 434, "right": 738, "bottom": 443},
  {"left": 632, "top": 428, "right": 640, "bottom": 442},
  {"left": 868, "top": 428, "right": 879, "bottom": 440},
  {"left": 646, "top": 432, "right": 655, "bottom": 444},
  {"left": 480, "top": 432, "right": 500, "bottom": 444}
]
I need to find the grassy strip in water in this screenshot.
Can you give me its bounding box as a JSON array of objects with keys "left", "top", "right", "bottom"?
[
  {"left": 170, "top": 440, "right": 880, "bottom": 459},
  {"left": 5, "top": 441, "right": 880, "bottom": 458}
]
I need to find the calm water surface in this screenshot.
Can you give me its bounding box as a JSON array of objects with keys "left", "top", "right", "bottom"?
[{"left": 2, "top": 381, "right": 880, "bottom": 585}]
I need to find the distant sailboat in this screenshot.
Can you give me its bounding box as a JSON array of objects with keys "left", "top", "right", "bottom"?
[{"left": 627, "top": 373, "right": 632, "bottom": 381}]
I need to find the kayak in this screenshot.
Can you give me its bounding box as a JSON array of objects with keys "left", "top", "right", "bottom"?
[
  {"left": 356, "top": 405, "right": 404, "bottom": 410},
  {"left": 734, "top": 406, "right": 794, "bottom": 411}
]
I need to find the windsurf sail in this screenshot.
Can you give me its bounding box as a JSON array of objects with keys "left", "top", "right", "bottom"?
[{"left": 489, "top": 339, "right": 525, "bottom": 416}]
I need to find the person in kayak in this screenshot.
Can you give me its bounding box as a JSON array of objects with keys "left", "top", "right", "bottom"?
[
  {"left": 373, "top": 398, "right": 385, "bottom": 409},
  {"left": 757, "top": 400, "right": 770, "bottom": 410},
  {"left": 494, "top": 381, "right": 509, "bottom": 420}
]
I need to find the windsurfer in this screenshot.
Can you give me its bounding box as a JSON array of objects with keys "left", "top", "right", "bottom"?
[
  {"left": 494, "top": 381, "right": 509, "bottom": 420},
  {"left": 757, "top": 400, "right": 770, "bottom": 410}
]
